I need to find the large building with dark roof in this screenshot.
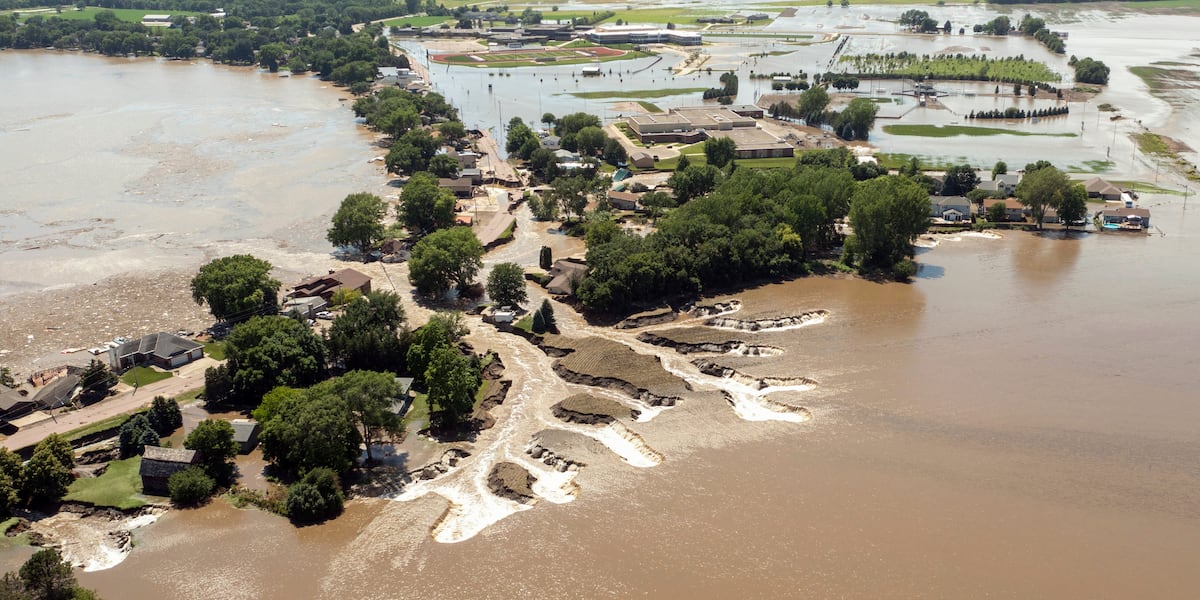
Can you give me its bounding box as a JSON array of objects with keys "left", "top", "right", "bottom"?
[
  {"left": 109, "top": 332, "right": 205, "bottom": 371},
  {"left": 139, "top": 446, "right": 200, "bottom": 496}
]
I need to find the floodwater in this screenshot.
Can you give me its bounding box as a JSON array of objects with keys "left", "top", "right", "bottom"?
[{"left": 0, "top": 51, "right": 389, "bottom": 297}]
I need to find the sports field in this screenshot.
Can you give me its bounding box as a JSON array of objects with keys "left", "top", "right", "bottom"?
[{"left": 431, "top": 45, "right": 631, "bottom": 68}]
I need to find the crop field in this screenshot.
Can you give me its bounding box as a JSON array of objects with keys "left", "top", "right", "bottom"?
[
  {"left": 432, "top": 45, "right": 631, "bottom": 68},
  {"left": 841, "top": 53, "right": 1061, "bottom": 83}
]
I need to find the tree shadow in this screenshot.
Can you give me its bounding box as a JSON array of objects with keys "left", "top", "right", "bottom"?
[{"left": 915, "top": 263, "right": 946, "bottom": 279}]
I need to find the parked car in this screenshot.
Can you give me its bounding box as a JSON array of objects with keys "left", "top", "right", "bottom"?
[{"left": 316, "top": 311, "right": 334, "bottom": 320}]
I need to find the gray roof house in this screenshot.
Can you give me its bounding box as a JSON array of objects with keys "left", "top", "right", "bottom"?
[
  {"left": 929, "top": 196, "right": 972, "bottom": 222},
  {"left": 109, "top": 332, "right": 205, "bottom": 371},
  {"left": 546, "top": 259, "right": 588, "bottom": 296},
  {"left": 32, "top": 374, "right": 80, "bottom": 410},
  {"left": 0, "top": 385, "right": 36, "bottom": 428},
  {"left": 139, "top": 446, "right": 200, "bottom": 496},
  {"left": 541, "top": 135, "right": 562, "bottom": 151},
  {"left": 978, "top": 173, "right": 1020, "bottom": 196},
  {"left": 231, "top": 419, "right": 261, "bottom": 454}
]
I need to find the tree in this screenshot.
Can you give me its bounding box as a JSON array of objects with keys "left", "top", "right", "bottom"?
[
  {"left": 675, "top": 153, "right": 690, "bottom": 172},
  {"left": 0, "top": 448, "right": 23, "bottom": 518},
  {"left": 436, "top": 120, "right": 466, "bottom": 145},
  {"left": 1015, "top": 165, "right": 1072, "bottom": 229},
  {"left": 541, "top": 113, "right": 557, "bottom": 127},
  {"left": 539, "top": 246, "right": 553, "bottom": 270},
  {"left": 184, "top": 419, "right": 238, "bottom": 484},
  {"left": 987, "top": 200, "right": 1007, "bottom": 223},
  {"left": 21, "top": 434, "right": 74, "bottom": 506},
  {"left": 555, "top": 112, "right": 602, "bottom": 138},
  {"left": 1058, "top": 184, "right": 1088, "bottom": 229},
  {"left": 190, "top": 255, "right": 280, "bottom": 322},
  {"left": 118, "top": 414, "right": 157, "bottom": 458},
  {"left": 428, "top": 153, "right": 460, "bottom": 178},
  {"left": 78, "top": 359, "right": 116, "bottom": 401},
  {"left": 327, "top": 291, "right": 407, "bottom": 373},
  {"left": 326, "top": 370, "right": 401, "bottom": 463},
  {"left": 1073, "top": 57, "right": 1110, "bottom": 85},
  {"left": 667, "top": 165, "right": 723, "bottom": 204},
  {"left": 397, "top": 172, "right": 455, "bottom": 234},
  {"left": 602, "top": 137, "right": 627, "bottom": 166},
  {"left": 223, "top": 316, "right": 327, "bottom": 403},
  {"left": 531, "top": 309, "right": 546, "bottom": 334},
  {"left": 847, "top": 176, "right": 930, "bottom": 268},
  {"left": 992, "top": 160, "right": 1008, "bottom": 179},
  {"left": 424, "top": 345, "right": 479, "bottom": 426},
  {"left": 537, "top": 299, "right": 557, "bottom": 333},
  {"left": 486, "top": 262, "right": 528, "bottom": 307},
  {"left": 1024, "top": 160, "right": 1053, "bottom": 174},
  {"left": 506, "top": 119, "right": 538, "bottom": 159},
  {"left": 408, "top": 227, "right": 485, "bottom": 298},
  {"left": 326, "top": 192, "right": 386, "bottom": 256},
  {"left": 575, "top": 126, "right": 606, "bottom": 157},
  {"left": 1013, "top": 82, "right": 1022, "bottom": 96},
  {"left": 147, "top": 396, "right": 182, "bottom": 435},
  {"left": 640, "top": 190, "right": 676, "bottom": 222},
  {"left": 285, "top": 468, "right": 344, "bottom": 524},
  {"left": 704, "top": 137, "right": 737, "bottom": 169},
  {"left": 797, "top": 85, "right": 830, "bottom": 124},
  {"left": 168, "top": 467, "right": 215, "bottom": 506},
  {"left": 941, "top": 164, "right": 980, "bottom": 197},
  {"left": 260, "top": 380, "right": 362, "bottom": 477},
  {"left": 203, "top": 364, "right": 233, "bottom": 405},
  {"left": 834, "top": 98, "right": 879, "bottom": 140},
  {"left": 548, "top": 176, "right": 594, "bottom": 223},
  {"left": 18, "top": 549, "right": 77, "bottom": 600},
  {"left": 257, "top": 42, "right": 287, "bottom": 72},
  {"left": 405, "top": 312, "right": 467, "bottom": 386}
]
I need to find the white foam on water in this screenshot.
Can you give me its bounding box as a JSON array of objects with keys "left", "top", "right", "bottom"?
[
  {"left": 512, "top": 454, "right": 579, "bottom": 505},
  {"left": 660, "top": 357, "right": 814, "bottom": 424},
  {"left": 725, "top": 390, "right": 813, "bottom": 423},
  {"left": 553, "top": 421, "right": 663, "bottom": 468}
]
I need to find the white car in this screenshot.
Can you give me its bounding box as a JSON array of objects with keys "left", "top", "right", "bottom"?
[{"left": 316, "top": 311, "right": 334, "bottom": 320}]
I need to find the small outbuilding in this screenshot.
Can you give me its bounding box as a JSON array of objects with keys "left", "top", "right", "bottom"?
[
  {"left": 230, "top": 419, "right": 261, "bottom": 454},
  {"left": 628, "top": 151, "right": 656, "bottom": 169},
  {"left": 139, "top": 446, "right": 200, "bottom": 496}
]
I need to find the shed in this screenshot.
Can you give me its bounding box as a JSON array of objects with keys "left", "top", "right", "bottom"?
[
  {"left": 139, "top": 446, "right": 200, "bottom": 496},
  {"left": 608, "top": 190, "right": 642, "bottom": 211},
  {"left": 628, "top": 151, "right": 656, "bottom": 169},
  {"left": 230, "top": 419, "right": 261, "bottom": 454}
]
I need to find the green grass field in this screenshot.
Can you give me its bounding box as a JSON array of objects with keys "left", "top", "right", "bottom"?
[
  {"left": 12, "top": 6, "right": 200, "bottom": 22},
  {"left": 636, "top": 100, "right": 661, "bottom": 112},
  {"left": 876, "top": 153, "right": 966, "bottom": 171},
  {"left": 64, "top": 412, "right": 135, "bottom": 442},
  {"left": 654, "top": 147, "right": 797, "bottom": 171},
  {"left": 567, "top": 87, "right": 707, "bottom": 100},
  {"left": 883, "top": 124, "right": 1076, "bottom": 138},
  {"left": 120, "top": 366, "right": 172, "bottom": 387},
  {"left": 204, "top": 341, "right": 226, "bottom": 361},
  {"left": 65, "top": 457, "right": 146, "bottom": 509},
  {"left": 843, "top": 53, "right": 1060, "bottom": 83},
  {"left": 382, "top": 15, "right": 453, "bottom": 28},
  {"left": 0, "top": 518, "right": 29, "bottom": 550}
]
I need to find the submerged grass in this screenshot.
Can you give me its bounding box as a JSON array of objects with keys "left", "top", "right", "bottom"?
[
  {"left": 13, "top": 7, "right": 200, "bottom": 22},
  {"left": 567, "top": 87, "right": 707, "bottom": 100},
  {"left": 883, "top": 124, "right": 1076, "bottom": 138},
  {"left": 1134, "top": 132, "right": 1172, "bottom": 155}
]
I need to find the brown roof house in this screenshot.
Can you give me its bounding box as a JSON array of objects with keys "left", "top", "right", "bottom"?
[
  {"left": 546, "top": 259, "right": 588, "bottom": 296},
  {"left": 608, "top": 190, "right": 643, "bottom": 211},
  {"left": 628, "top": 151, "right": 656, "bottom": 169},
  {"left": 439, "top": 176, "right": 475, "bottom": 198},
  {"left": 1083, "top": 177, "right": 1124, "bottom": 201},
  {"left": 139, "top": 446, "right": 200, "bottom": 496},
  {"left": 982, "top": 198, "right": 1029, "bottom": 222},
  {"left": 109, "top": 332, "right": 205, "bottom": 371},
  {"left": 292, "top": 268, "right": 372, "bottom": 301}
]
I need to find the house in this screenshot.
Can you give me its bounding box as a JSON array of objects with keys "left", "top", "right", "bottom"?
[
  {"left": 581, "top": 66, "right": 602, "bottom": 77},
  {"left": 546, "top": 259, "right": 588, "bottom": 296},
  {"left": 540, "top": 135, "right": 562, "bottom": 151},
  {"left": 292, "top": 268, "right": 372, "bottom": 301},
  {"left": 1101, "top": 207, "right": 1151, "bottom": 228},
  {"left": 140, "top": 14, "right": 173, "bottom": 27},
  {"left": 31, "top": 373, "right": 80, "bottom": 410},
  {"left": 456, "top": 151, "right": 480, "bottom": 169},
  {"left": 552, "top": 149, "right": 580, "bottom": 163},
  {"left": 978, "top": 173, "right": 1021, "bottom": 196},
  {"left": 982, "top": 198, "right": 1028, "bottom": 222},
  {"left": 281, "top": 296, "right": 327, "bottom": 320},
  {"left": 109, "top": 332, "right": 205, "bottom": 371},
  {"left": 0, "top": 385, "right": 36, "bottom": 428},
  {"left": 461, "top": 168, "right": 484, "bottom": 185},
  {"left": 1082, "top": 177, "right": 1124, "bottom": 201},
  {"left": 231, "top": 419, "right": 260, "bottom": 454},
  {"left": 1041, "top": 207, "right": 1061, "bottom": 224},
  {"left": 608, "top": 190, "right": 642, "bottom": 211},
  {"left": 628, "top": 151, "right": 656, "bottom": 169},
  {"left": 929, "top": 196, "right": 972, "bottom": 222},
  {"left": 439, "top": 177, "right": 474, "bottom": 198},
  {"left": 389, "top": 377, "right": 416, "bottom": 416},
  {"left": 139, "top": 446, "right": 200, "bottom": 496}
]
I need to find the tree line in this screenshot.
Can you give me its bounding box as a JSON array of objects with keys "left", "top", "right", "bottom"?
[
  {"left": 841, "top": 52, "right": 1060, "bottom": 85},
  {"left": 767, "top": 86, "right": 879, "bottom": 141},
  {"left": 967, "top": 105, "right": 1069, "bottom": 120}
]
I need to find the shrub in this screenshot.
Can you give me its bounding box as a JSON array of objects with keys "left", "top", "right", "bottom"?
[
  {"left": 168, "top": 467, "right": 215, "bottom": 506},
  {"left": 147, "top": 396, "right": 183, "bottom": 435},
  {"left": 285, "top": 468, "right": 344, "bottom": 524},
  {"left": 893, "top": 259, "right": 918, "bottom": 280},
  {"left": 118, "top": 414, "right": 158, "bottom": 458}
]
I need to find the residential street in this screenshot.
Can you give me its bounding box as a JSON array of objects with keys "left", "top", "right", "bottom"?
[{"left": 2, "top": 357, "right": 216, "bottom": 451}]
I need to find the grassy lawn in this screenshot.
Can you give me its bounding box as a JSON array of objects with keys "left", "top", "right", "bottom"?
[
  {"left": 614, "top": 122, "right": 647, "bottom": 147},
  {"left": 119, "top": 366, "right": 172, "bottom": 387},
  {"left": 567, "top": 87, "right": 707, "bottom": 100},
  {"left": 1110, "top": 181, "right": 1186, "bottom": 195},
  {"left": 882, "top": 124, "right": 1076, "bottom": 138},
  {"left": 0, "top": 518, "right": 29, "bottom": 550},
  {"left": 402, "top": 393, "right": 429, "bottom": 430},
  {"left": 636, "top": 101, "right": 662, "bottom": 113},
  {"left": 175, "top": 387, "right": 204, "bottom": 403},
  {"left": 383, "top": 15, "right": 453, "bottom": 28},
  {"left": 513, "top": 315, "right": 534, "bottom": 334},
  {"left": 1129, "top": 66, "right": 1176, "bottom": 92},
  {"left": 842, "top": 53, "right": 1060, "bottom": 84},
  {"left": 15, "top": 6, "right": 201, "bottom": 22},
  {"left": 204, "top": 341, "right": 226, "bottom": 361},
  {"left": 65, "top": 457, "right": 146, "bottom": 509},
  {"left": 1067, "top": 159, "right": 1115, "bottom": 174},
  {"left": 655, "top": 151, "right": 796, "bottom": 171},
  {"left": 64, "top": 412, "right": 136, "bottom": 443}
]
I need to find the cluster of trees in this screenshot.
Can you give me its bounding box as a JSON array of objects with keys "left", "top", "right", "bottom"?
[
  {"left": 528, "top": 174, "right": 606, "bottom": 221},
  {"left": 974, "top": 16, "right": 1012, "bottom": 36},
  {"left": 576, "top": 149, "right": 929, "bottom": 311},
  {"left": 529, "top": 299, "right": 558, "bottom": 334},
  {"left": 815, "top": 72, "right": 861, "bottom": 91},
  {"left": 1015, "top": 163, "right": 1088, "bottom": 230},
  {"left": 77, "top": 360, "right": 117, "bottom": 403},
  {"left": 770, "top": 80, "right": 811, "bottom": 91},
  {"left": 0, "top": 435, "right": 76, "bottom": 515},
  {"left": 190, "top": 254, "right": 280, "bottom": 323},
  {"left": 165, "top": 418, "right": 240, "bottom": 506},
  {"left": 967, "top": 105, "right": 1070, "bottom": 120},
  {"left": 353, "top": 87, "right": 458, "bottom": 140},
  {"left": 408, "top": 227, "right": 485, "bottom": 298},
  {"left": 117, "top": 396, "right": 183, "bottom": 457},
  {"left": 898, "top": 10, "right": 945, "bottom": 34},
  {"left": 766, "top": 87, "right": 877, "bottom": 141},
  {"left": 940, "top": 164, "right": 981, "bottom": 197},
  {"left": 405, "top": 313, "right": 481, "bottom": 427},
  {"left": 1019, "top": 13, "right": 1065, "bottom": 54},
  {"left": 702, "top": 72, "right": 738, "bottom": 100},
  {"left": 1071, "top": 56, "right": 1111, "bottom": 85},
  {"left": 0, "top": 547, "right": 101, "bottom": 600},
  {"left": 841, "top": 52, "right": 1059, "bottom": 85},
  {"left": 0, "top": 13, "right": 404, "bottom": 85}
]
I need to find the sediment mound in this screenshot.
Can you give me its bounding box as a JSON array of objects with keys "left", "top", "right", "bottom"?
[
  {"left": 615, "top": 307, "right": 677, "bottom": 329},
  {"left": 704, "top": 309, "right": 829, "bottom": 332},
  {"left": 722, "top": 391, "right": 813, "bottom": 420},
  {"left": 691, "top": 359, "right": 817, "bottom": 390},
  {"left": 688, "top": 299, "right": 741, "bottom": 318},
  {"left": 636, "top": 332, "right": 783, "bottom": 357},
  {"left": 552, "top": 364, "right": 680, "bottom": 407},
  {"left": 552, "top": 394, "right": 638, "bottom": 424},
  {"left": 487, "top": 462, "right": 538, "bottom": 505}
]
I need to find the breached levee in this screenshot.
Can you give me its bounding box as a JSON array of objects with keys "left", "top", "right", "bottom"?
[
  {"left": 704, "top": 309, "right": 829, "bottom": 332},
  {"left": 549, "top": 420, "right": 664, "bottom": 468},
  {"left": 552, "top": 364, "right": 681, "bottom": 407},
  {"left": 25, "top": 503, "right": 164, "bottom": 572},
  {"left": 690, "top": 359, "right": 817, "bottom": 391},
  {"left": 636, "top": 332, "right": 784, "bottom": 357},
  {"left": 546, "top": 395, "right": 664, "bottom": 467},
  {"left": 487, "top": 462, "right": 539, "bottom": 505},
  {"left": 688, "top": 299, "right": 742, "bottom": 318},
  {"left": 552, "top": 393, "right": 639, "bottom": 423},
  {"left": 723, "top": 391, "right": 813, "bottom": 423}
]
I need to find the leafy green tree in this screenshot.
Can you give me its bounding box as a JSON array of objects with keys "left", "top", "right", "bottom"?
[
  {"left": 555, "top": 112, "right": 602, "bottom": 138},
  {"left": 397, "top": 172, "right": 455, "bottom": 234},
  {"left": 385, "top": 127, "right": 439, "bottom": 174},
  {"left": 575, "top": 126, "right": 606, "bottom": 157},
  {"left": 847, "top": 175, "right": 930, "bottom": 268},
  {"left": 602, "top": 137, "right": 627, "bottom": 166},
  {"left": 528, "top": 147, "right": 560, "bottom": 182},
  {"left": 257, "top": 42, "right": 287, "bottom": 72},
  {"left": 704, "top": 136, "right": 737, "bottom": 169},
  {"left": 260, "top": 381, "right": 362, "bottom": 478},
  {"left": 408, "top": 227, "right": 485, "bottom": 298},
  {"left": 329, "top": 370, "right": 401, "bottom": 463},
  {"left": 285, "top": 468, "right": 344, "bottom": 524},
  {"left": 405, "top": 312, "right": 467, "bottom": 385},
  {"left": 991, "top": 160, "right": 1008, "bottom": 179},
  {"left": 531, "top": 309, "right": 546, "bottom": 334},
  {"left": 1024, "top": 160, "right": 1053, "bottom": 174},
  {"left": 833, "top": 98, "right": 879, "bottom": 140},
  {"left": 967, "top": 188, "right": 990, "bottom": 204},
  {"left": 203, "top": 364, "right": 233, "bottom": 405},
  {"left": 326, "top": 192, "right": 386, "bottom": 256},
  {"left": 428, "top": 153, "right": 460, "bottom": 178},
  {"left": 1073, "top": 57, "right": 1110, "bottom": 85},
  {"left": 118, "top": 414, "right": 158, "bottom": 458},
  {"left": 667, "top": 164, "right": 723, "bottom": 204},
  {"left": 223, "top": 316, "right": 327, "bottom": 403},
  {"left": 640, "top": 190, "right": 676, "bottom": 222},
  {"left": 987, "top": 200, "right": 1008, "bottom": 223},
  {"left": 190, "top": 255, "right": 280, "bottom": 322},
  {"left": 528, "top": 191, "right": 561, "bottom": 222},
  {"left": 425, "top": 345, "right": 480, "bottom": 426},
  {"left": 541, "top": 112, "right": 557, "bottom": 127},
  {"left": 252, "top": 386, "right": 302, "bottom": 425},
  {"left": 941, "top": 164, "right": 980, "bottom": 197},
  {"left": 327, "top": 291, "right": 407, "bottom": 373},
  {"left": 486, "top": 263, "right": 528, "bottom": 307},
  {"left": 184, "top": 419, "right": 238, "bottom": 484},
  {"left": 18, "top": 548, "right": 77, "bottom": 600},
  {"left": 436, "top": 120, "right": 466, "bottom": 145},
  {"left": 797, "top": 85, "right": 830, "bottom": 124},
  {"left": 506, "top": 119, "right": 538, "bottom": 159},
  {"left": 550, "top": 176, "right": 594, "bottom": 223},
  {"left": 539, "top": 246, "right": 553, "bottom": 271},
  {"left": 1015, "top": 165, "right": 1072, "bottom": 229},
  {"left": 147, "top": 396, "right": 182, "bottom": 435},
  {"left": 78, "top": 360, "right": 116, "bottom": 401},
  {"left": 675, "top": 153, "right": 690, "bottom": 172},
  {"left": 0, "top": 448, "right": 23, "bottom": 518},
  {"left": 537, "top": 299, "right": 558, "bottom": 333},
  {"left": 21, "top": 434, "right": 74, "bottom": 506},
  {"left": 1058, "top": 184, "right": 1089, "bottom": 229},
  {"left": 168, "top": 467, "right": 215, "bottom": 507}
]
